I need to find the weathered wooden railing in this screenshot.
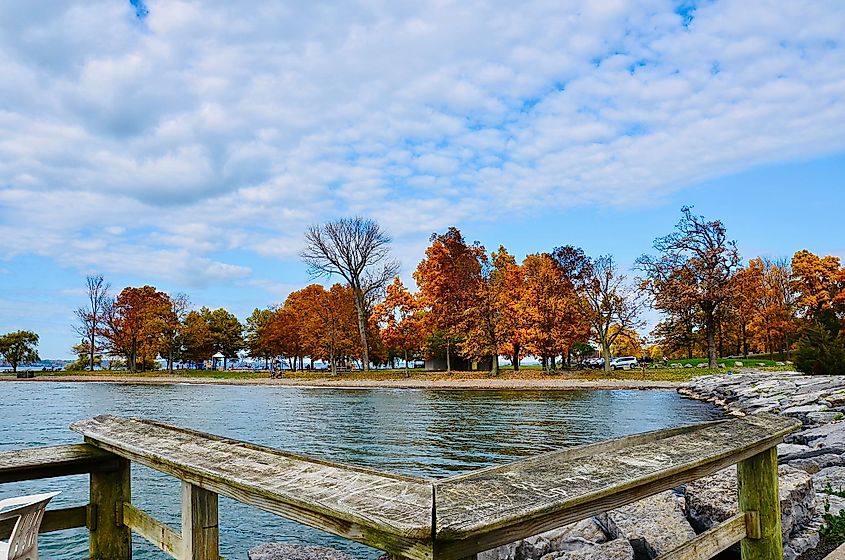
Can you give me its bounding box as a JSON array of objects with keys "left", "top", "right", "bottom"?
[{"left": 0, "top": 413, "right": 799, "bottom": 560}]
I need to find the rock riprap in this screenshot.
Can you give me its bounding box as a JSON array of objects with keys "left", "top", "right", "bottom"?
[
  {"left": 597, "top": 491, "right": 695, "bottom": 559},
  {"left": 680, "top": 371, "right": 845, "bottom": 559},
  {"left": 247, "top": 544, "right": 356, "bottom": 560}
]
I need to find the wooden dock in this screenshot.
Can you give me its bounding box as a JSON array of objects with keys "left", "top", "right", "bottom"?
[{"left": 0, "top": 413, "right": 800, "bottom": 560}]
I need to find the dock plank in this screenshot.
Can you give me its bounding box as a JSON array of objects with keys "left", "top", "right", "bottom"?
[
  {"left": 0, "top": 443, "right": 118, "bottom": 483},
  {"left": 434, "top": 413, "right": 799, "bottom": 558},
  {"left": 71, "top": 415, "right": 433, "bottom": 559}
]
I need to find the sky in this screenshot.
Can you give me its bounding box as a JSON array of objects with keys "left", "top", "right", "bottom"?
[{"left": 1, "top": 0, "right": 844, "bottom": 359}]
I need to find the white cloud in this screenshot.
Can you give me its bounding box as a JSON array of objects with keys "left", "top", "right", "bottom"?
[{"left": 0, "top": 0, "right": 843, "bottom": 292}]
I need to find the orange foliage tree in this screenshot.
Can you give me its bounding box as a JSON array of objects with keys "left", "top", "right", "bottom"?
[
  {"left": 491, "top": 247, "right": 528, "bottom": 371},
  {"left": 414, "top": 227, "right": 485, "bottom": 372},
  {"left": 373, "top": 278, "right": 424, "bottom": 375},
  {"left": 102, "top": 286, "right": 174, "bottom": 372}
]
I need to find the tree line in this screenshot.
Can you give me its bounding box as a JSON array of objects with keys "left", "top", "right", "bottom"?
[{"left": 25, "top": 208, "right": 843, "bottom": 376}]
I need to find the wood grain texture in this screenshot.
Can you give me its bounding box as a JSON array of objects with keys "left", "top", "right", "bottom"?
[
  {"left": 124, "top": 502, "right": 182, "bottom": 558},
  {"left": 738, "top": 447, "right": 783, "bottom": 560},
  {"left": 89, "top": 456, "right": 132, "bottom": 559},
  {"left": 0, "top": 505, "right": 87, "bottom": 539},
  {"left": 0, "top": 443, "right": 118, "bottom": 483},
  {"left": 182, "top": 482, "right": 219, "bottom": 560},
  {"left": 67, "top": 413, "right": 799, "bottom": 560},
  {"left": 655, "top": 512, "right": 747, "bottom": 560},
  {"left": 71, "top": 415, "right": 434, "bottom": 559},
  {"left": 434, "top": 413, "right": 798, "bottom": 548}
]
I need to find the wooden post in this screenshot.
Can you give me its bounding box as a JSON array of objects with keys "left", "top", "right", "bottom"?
[
  {"left": 181, "top": 481, "right": 219, "bottom": 560},
  {"left": 737, "top": 447, "right": 782, "bottom": 560},
  {"left": 89, "top": 456, "right": 132, "bottom": 559}
]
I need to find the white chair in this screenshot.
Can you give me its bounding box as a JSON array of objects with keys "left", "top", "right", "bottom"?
[{"left": 0, "top": 492, "right": 60, "bottom": 560}]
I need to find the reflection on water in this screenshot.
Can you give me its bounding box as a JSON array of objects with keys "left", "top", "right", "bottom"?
[{"left": 0, "top": 382, "right": 721, "bottom": 559}]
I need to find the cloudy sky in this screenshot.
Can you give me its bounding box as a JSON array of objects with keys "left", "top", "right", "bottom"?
[{"left": 1, "top": 0, "right": 844, "bottom": 358}]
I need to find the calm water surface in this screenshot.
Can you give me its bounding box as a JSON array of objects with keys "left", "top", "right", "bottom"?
[{"left": 0, "top": 382, "right": 721, "bottom": 559}]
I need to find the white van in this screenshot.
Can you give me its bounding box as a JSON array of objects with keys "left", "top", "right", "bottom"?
[{"left": 610, "top": 356, "right": 639, "bottom": 370}]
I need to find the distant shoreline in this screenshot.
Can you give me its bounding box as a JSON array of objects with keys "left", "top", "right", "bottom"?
[{"left": 0, "top": 373, "right": 685, "bottom": 390}]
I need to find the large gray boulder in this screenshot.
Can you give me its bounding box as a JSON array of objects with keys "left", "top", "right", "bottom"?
[
  {"left": 597, "top": 491, "right": 695, "bottom": 560},
  {"left": 248, "top": 544, "right": 355, "bottom": 560},
  {"left": 539, "top": 539, "right": 634, "bottom": 560},
  {"left": 478, "top": 519, "right": 607, "bottom": 560},
  {"left": 788, "top": 453, "right": 844, "bottom": 474},
  {"left": 788, "top": 421, "right": 845, "bottom": 447},
  {"left": 685, "top": 465, "right": 816, "bottom": 541},
  {"left": 813, "top": 466, "right": 845, "bottom": 494}
]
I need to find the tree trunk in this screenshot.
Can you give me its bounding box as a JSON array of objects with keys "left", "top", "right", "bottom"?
[
  {"left": 89, "top": 330, "right": 96, "bottom": 371},
  {"left": 705, "top": 311, "right": 717, "bottom": 368},
  {"left": 446, "top": 339, "right": 451, "bottom": 373},
  {"left": 490, "top": 353, "right": 499, "bottom": 376},
  {"left": 602, "top": 343, "right": 611, "bottom": 373},
  {"left": 404, "top": 349, "right": 409, "bottom": 378},
  {"left": 168, "top": 341, "right": 174, "bottom": 374},
  {"left": 351, "top": 288, "right": 370, "bottom": 371},
  {"left": 513, "top": 345, "right": 520, "bottom": 371},
  {"left": 130, "top": 338, "right": 137, "bottom": 374}
]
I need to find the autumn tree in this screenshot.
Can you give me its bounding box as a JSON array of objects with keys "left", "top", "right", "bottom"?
[
  {"left": 312, "top": 284, "right": 361, "bottom": 374},
  {"left": 521, "top": 253, "right": 570, "bottom": 371},
  {"left": 374, "top": 278, "right": 424, "bottom": 376},
  {"left": 74, "top": 274, "right": 110, "bottom": 371},
  {"left": 609, "top": 325, "right": 643, "bottom": 357},
  {"left": 750, "top": 258, "right": 798, "bottom": 358},
  {"left": 0, "top": 330, "right": 40, "bottom": 375},
  {"left": 102, "top": 286, "right": 174, "bottom": 372},
  {"left": 551, "top": 245, "right": 594, "bottom": 367},
  {"left": 650, "top": 309, "right": 701, "bottom": 359},
  {"left": 637, "top": 207, "right": 740, "bottom": 368},
  {"left": 727, "top": 259, "right": 765, "bottom": 357},
  {"left": 181, "top": 310, "right": 215, "bottom": 366},
  {"left": 301, "top": 217, "right": 399, "bottom": 370},
  {"left": 161, "top": 292, "right": 190, "bottom": 373},
  {"left": 791, "top": 250, "right": 844, "bottom": 325},
  {"left": 461, "top": 252, "right": 500, "bottom": 374},
  {"left": 790, "top": 250, "right": 845, "bottom": 374},
  {"left": 414, "top": 227, "right": 484, "bottom": 372},
  {"left": 491, "top": 247, "right": 528, "bottom": 370},
  {"left": 579, "top": 255, "right": 644, "bottom": 372},
  {"left": 267, "top": 306, "right": 306, "bottom": 371}
]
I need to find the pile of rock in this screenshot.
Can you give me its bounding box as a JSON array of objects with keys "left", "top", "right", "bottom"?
[{"left": 680, "top": 371, "right": 845, "bottom": 559}]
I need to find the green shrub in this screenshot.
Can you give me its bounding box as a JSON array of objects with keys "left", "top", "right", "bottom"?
[
  {"left": 821, "top": 497, "right": 845, "bottom": 545},
  {"left": 794, "top": 323, "right": 845, "bottom": 376}
]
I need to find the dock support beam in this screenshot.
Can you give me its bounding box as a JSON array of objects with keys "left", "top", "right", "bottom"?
[
  {"left": 737, "top": 447, "right": 782, "bottom": 560},
  {"left": 89, "top": 456, "right": 132, "bottom": 559},
  {"left": 181, "top": 481, "right": 219, "bottom": 560}
]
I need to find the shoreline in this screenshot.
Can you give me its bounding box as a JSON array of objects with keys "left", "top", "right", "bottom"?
[{"left": 0, "top": 374, "right": 684, "bottom": 390}]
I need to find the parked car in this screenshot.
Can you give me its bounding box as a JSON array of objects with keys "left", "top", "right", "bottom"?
[
  {"left": 584, "top": 357, "right": 605, "bottom": 369},
  {"left": 610, "top": 356, "right": 638, "bottom": 370}
]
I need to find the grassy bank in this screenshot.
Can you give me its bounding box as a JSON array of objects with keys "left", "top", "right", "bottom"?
[{"left": 0, "top": 366, "right": 777, "bottom": 384}]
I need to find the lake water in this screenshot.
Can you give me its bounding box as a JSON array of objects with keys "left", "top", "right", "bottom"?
[{"left": 0, "top": 382, "right": 722, "bottom": 559}]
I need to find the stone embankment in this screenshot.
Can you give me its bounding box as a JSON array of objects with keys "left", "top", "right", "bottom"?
[{"left": 680, "top": 371, "right": 845, "bottom": 559}]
